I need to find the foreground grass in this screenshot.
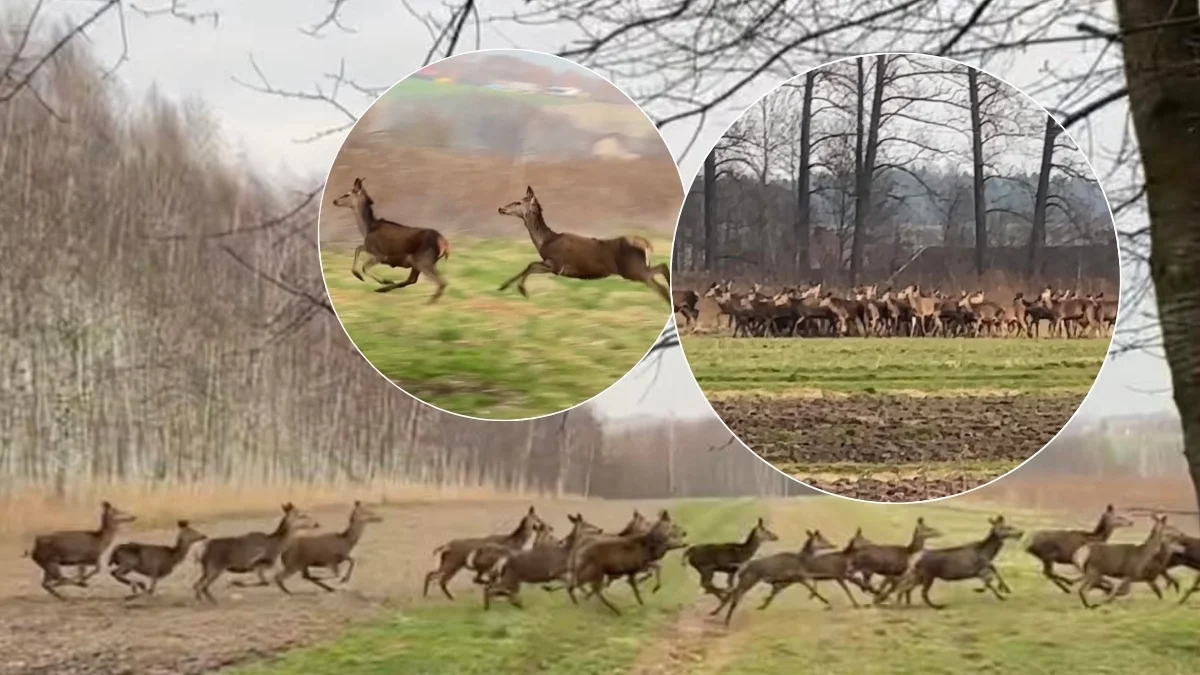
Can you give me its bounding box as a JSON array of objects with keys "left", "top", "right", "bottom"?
[
  {"left": 233, "top": 499, "right": 759, "bottom": 675},
  {"left": 683, "top": 337, "right": 1109, "bottom": 396},
  {"left": 702, "top": 498, "right": 1200, "bottom": 675},
  {"left": 322, "top": 237, "right": 671, "bottom": 418}
]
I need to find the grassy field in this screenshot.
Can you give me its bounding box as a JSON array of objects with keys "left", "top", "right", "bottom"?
[
  {"left": 322, "top": 237, "right": 671, "bottom": 419},
  {"left": 231, "top": 497, "right": 1200, "bottom": 675},
  {"left": 684, "top": 337, "right": 1109, "bottom": 397}
]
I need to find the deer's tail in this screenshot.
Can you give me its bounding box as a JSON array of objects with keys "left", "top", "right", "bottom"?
[
  {"left": 436, "top": 234, "right": 451, "bottom": 261},
  {"left": 623, "top": 235, "right": 653, "bottom": 266}
]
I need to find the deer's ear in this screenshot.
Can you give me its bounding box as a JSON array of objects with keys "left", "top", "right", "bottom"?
[
  {"left": 354, "top": 500, "right": 362, "bottom": 507},
  {"left": 102, "top": 501, "right": 112, "bottom": 509},
  {"left": 178, "top": 520, "right": 189, "bottom": 528},
  {"left": 525, "top": 185, "right": 535, "bottom": 198}
]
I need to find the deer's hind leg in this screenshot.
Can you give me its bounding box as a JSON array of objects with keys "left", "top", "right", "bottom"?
[
  {"left": 412, "top": 253, "right": 447, "bottom": 304},
  {"left": 374, "top": 268, "right": 420, "bottom": 294}
]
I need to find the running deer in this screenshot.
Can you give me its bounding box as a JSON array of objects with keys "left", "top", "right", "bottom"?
[
  {"left": 423, "top": 506, "right": 545, "bottom": 600},
  {"left": 331, "top": 177, "right": 450, "bottom": 303},
  {"left": 848, "top": 517, "right": 943, "bottom": 603},
  {"left": 482, "top": 513, "right": 604, "bottom": 610},
  {"left": 881, "top": 515, "right": 1023, "bottom": 610},
  {"left": 1075, "top": 513, "right": 1185, "bottom": 609},
  {"left": 1169, "top": 534, "right": 1200, "bottom": 604},
  {"left": 467, "top": 522, "right": 559, "bottom": 587},
  {"left": 192, "top": 502, "right": 319, "bottom": 603},
  {"left": 758, "top": 530, "right": 871, "bottom": 611},
  {"left": 26, "top": 501, "right": 136, "bottom": 600},
  {"left": 1024, "top": 504, "right": 1133, "bottom": 593},
  {"left": 673, "top": 289, "right": 700, "bottom": 330},
  {"left": 274, "top": 501, "right": 383, "bottom": 594},
  {"left": 566, "top": 509, "right": 687, "bottom": 616},
  {"left": 713, "top": 529, "right": 837, "bottom": 627},
  {"left": 108, "top": 520, "right": 207, "bottom": 599},
  {"left": 682, "top": 517, "right": 779, "bottom": 598},
  {"left": 496, "top": 186, "right": 671, "bottom": 303}
]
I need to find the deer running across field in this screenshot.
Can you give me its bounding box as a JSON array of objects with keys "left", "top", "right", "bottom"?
[
  {"left": 108, "top": 520, "right": 207, "bottom": 599},
  {"left": 274, "top": 500, "right": 383, "bottom": 594},
  {"left": 192, "top": 502, "right": 319, "bottom": 603},
  {"left": 331, "top": 177, "right": 451, "bottom": 303},
  {"left": 682, "top": 517, "right": 779, "bottom": 599},
  {"left": 1024, "top": 504, "right": 1133, "bottom": 593},
  {"left": 423, "top": 506, "right": 546, "bottom": 601},
  {"left": 26, "top": 501, "right": 136, "bottom": 600},
  {"left": 1074, "top": 513, "right": 1185, "bottom": 608},
  {"left": 497, "top": 186, "right": 671, "bottom": 303}
]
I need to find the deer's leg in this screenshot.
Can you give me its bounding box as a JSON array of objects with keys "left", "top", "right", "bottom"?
[
  {"left": 592, "top": 580, "right": 622, "bottom": 616},
  {"left": 990, "top": 565, "right": 1012, "bottom": 594},
  {"left": 1161, "top": 570, "right": 1180, "bottom": 593},
  {"left": 274, "top": 566, "right": 296, "bottom": 595},
  {"left": 757, "top": 582, "right": 789, "bottom": 610},
  {"left": 374, "top": 268, "right": 420, "bottom": 294},
  {"left": 413, "top": 254, "right": 447, "bottom": 304},
  {"left": 303, "top": 567, "right": 337, "bottom": 593},
  {"left": 194, "top": 568, "right": 222, "bottom": 604},
  {"left": 352, "top": 246, "right": 365, "bottom": 282},
  {"left": 498, "top": 261, "right": 552, "bottom": 297},
  {"left": 919, "top": 579, "right": 945, "bottom": 610},
  {"left": 359, "top": 253, "right": 391, "bottom": 285},
  {"left": 1147, "top": 579, "right": 1164, "bottom": 600},
  {"left": 339, "top": 557, "right": 356, "bottom": 584},
  {"left": 627, "top": 574, "right": 645, "bottom": 606},
  {"left": 1042, "top": 560, "right": 1073, "bottom": 593},
  {"left": 835, "top": 578, "right": 861, "bottom": 608},
  {"left": 39, "top": 564, "right": 68, "bottom": 600},
  {"left": 1178, "top": 574, "right": 1200, "bottom": 604}
]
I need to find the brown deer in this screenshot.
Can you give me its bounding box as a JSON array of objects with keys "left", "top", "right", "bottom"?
[
  {"left": 482, "top": 513, "right": 604, "bottom": 609},
  {"left": 467, "top": 522, "right": 559, "bottom": 587},
  {"left": 1075, "top": 513, "right": 1184, "bottom": 608},
  {"left": 192, "top": 502, "right": 319, "bottom": 603},
  {"left": 496, "top": 186, "right": 670, "bottom": 303},
  {"left": 713, "top": 529, "right": 837, "bottom": 627},
  {"left": 673, "top": 289, "right": 700, "bottom": 330},
  {"left": 566, "top": 509, "right": 687, "bottom": 615},
  {"left": 848, "top": 517, "right": 942, "bottom": 603},
  {"left": 1024, "top": 504, "right": 1133, "bottom": 593},
  {"left": 274, "top": 501, "right": 383, "bottom": 594},
  {"left": 881, "top": 515, "right": 1023, "bottom": 610},
  {"left": 26, "top": 501, "right": 136, "bottom": 600},
  {"left": 423, "top": 506, "right": 545, "bottom": 600},
  {"left": 681, "top": 517, "right": 779, "bottom": 598},
  {"left": 108, "top": 520, "right": 207, "bottom": 599},
  {"left": 1168, "top": 534, "right": 1200, "bottom": 604},
  {"left": 331, "top": 177, "right": 450, "bottom": 303}
]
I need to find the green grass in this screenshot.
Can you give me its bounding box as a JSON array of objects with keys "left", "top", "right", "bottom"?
[
  {"left": 682, "top": 337, "right": 1109, "bottom": 396},
  {"left": 323, "top": 237, "right": 670, "bottom": 418},
  {"left": 232, "top": 498, "right": 1200, "bottom": 675},
  {"left": 383, "top": 79, "right": 574, "bottom": 106},
  {"left": 703, "top": 499, "right": 1200, "bottom": 675},
  {"left": 231, "top": 500, "right": 761, "bottom": 675}
]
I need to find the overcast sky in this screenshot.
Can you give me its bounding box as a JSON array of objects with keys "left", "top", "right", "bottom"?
[{"left": 46, "top": 0, "right": 1174, "bottom": 423}]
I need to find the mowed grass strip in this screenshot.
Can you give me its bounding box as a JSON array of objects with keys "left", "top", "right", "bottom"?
[
  {"left": 322, "top": 237, "right": 671, "bottom": 418},
  {"left": 231, "top": 499, "right": 760, "bottom": 675},
  {"left": 682, "top": 337, "right": 1109, "bottom": 396},
  {"left": 699, "top": 498, "right": 1200, "bottom": 675}
]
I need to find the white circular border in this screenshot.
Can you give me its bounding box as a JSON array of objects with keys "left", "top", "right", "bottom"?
[
  {"left": 316, "top": 48, "right": 686, "bottom": 423},
  {"left": 665, "top": 51, "right": 1126, "bottom": 506}
]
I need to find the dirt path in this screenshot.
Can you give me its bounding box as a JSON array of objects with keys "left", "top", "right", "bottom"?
[{"left": 0, "top": 498, "right": 666, "bottom": 675}]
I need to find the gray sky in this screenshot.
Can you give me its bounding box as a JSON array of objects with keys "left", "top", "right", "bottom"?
[{"left": 57, "top": 0, "right": 1173, "bottom": 422}]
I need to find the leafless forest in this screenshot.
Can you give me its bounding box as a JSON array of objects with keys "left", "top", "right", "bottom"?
[
  {"left": 672, "top": 54, "right": 1117, "bottom": 296},
  {"left": 0, "top": 33, "right": 795, "bottom": 538}
]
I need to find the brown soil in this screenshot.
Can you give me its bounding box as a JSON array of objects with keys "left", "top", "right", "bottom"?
[
  {"left": 0, "top": 498, "right": 664, "bottom": 675},
  {"left": 713, "top": 394, "right": 1077, "bottom": 502}
]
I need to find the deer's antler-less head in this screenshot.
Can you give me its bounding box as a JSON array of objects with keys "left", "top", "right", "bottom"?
[
  {"left": 352, "top": 500, "right": 384, "bottom": 525},
  {"left": 499, "top": 185, "right": 540, "bottom": 219},
  {"left": 102, "top": 501, "right": 137, "bottom": 525},
  {"left": 754, "top": 517, "right": 780, "bottom": 542},
  {"left": 177, "top": 519, "right": 208, "bottom": 546},
  {"left": 1101, "top": 504, "right": 1133, "bottom": 530},
  {"left": 332, "top": 177, "right": 371, "bottom": 209},
  {"left": 282, "top": 502, "right": 320, "bottom": 531}
]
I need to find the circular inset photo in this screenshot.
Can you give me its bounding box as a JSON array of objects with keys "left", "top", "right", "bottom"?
[
  {"left": 320, "top": 50, "right": 679, "bottom": 420},
  {"left": 671, "top": 54, "right": 1120, "bottom": 503}
]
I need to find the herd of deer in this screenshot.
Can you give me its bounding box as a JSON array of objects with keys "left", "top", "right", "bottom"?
[
  {"left": 673, "top": 281, "right": 1118, "bottom": 339},
  {"left": 332, "top": 179, "right": 672, "bottom": 303},
  {"left": 24, "top": 501, "right": 1200, "bottom": 627}
]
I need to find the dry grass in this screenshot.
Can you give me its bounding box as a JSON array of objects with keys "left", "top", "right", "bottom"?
[{"left": 0, "top": 480, "right": 538, "bottom": 541}]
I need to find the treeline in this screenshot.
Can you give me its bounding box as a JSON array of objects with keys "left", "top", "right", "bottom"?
[
  {"left": 674, "top": 54, "right": 1114, "bottom": 286},
  {"left": 0, "top": 35, "right": 791, "bottom": 503}
]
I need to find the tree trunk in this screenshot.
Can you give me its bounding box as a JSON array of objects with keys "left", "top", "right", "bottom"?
[
  {"left": 1115, "top": 0, "right": 1200, "bottom": 527},
  {"left": 796, "top": 71, "right": 814, "bottom": 279},
  {"left": 703, "top": 148, "right": 717, "bottom": 271},
  {"left": 851, "top": 55, "right": 886, "bottom": 286},
  {"left": 968, "top": 67, "right": 988, "bottom": 276},
  {"left": 1026, "top": 114, "right": 1060, "bottom": 278}
]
